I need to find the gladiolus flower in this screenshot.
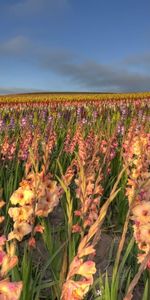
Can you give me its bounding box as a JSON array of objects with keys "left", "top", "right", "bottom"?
[
  {"left": 76, "top": 261, "right": 96, "bottom": 279},
  {"left": 0, "top": 201, "right": 5, "bottom": 209},
  {"left": 61, "top": 239, "right": 96, "bottom": 300},
  {"left": 74, "top": 210, "right": 81, "bottom": 217},
  {"left": 10, "top": 187, "right": 34, "bottom": 206},
  {"left": 0, "top": 279, "right": 22, "bottom": 300},
  {"left": 0, "top": 217, "right": 4, "bottom": 223},
  {"left": 0, "top": 237, "right": 6, "bottom": 249},
  {"left": 1, "top": 255, "right": 18, "bottom": 277},
  {"left": 28, "top": 237, "right": 36, "bottom": 248},
  {"left": 8, "top": 206, "right": 33, "bottom": 223},
  {"left": 0, "top": 252, "right": 5, "bottom": 265},
  {"left": 61, "top": 278, "right": 92, "bottom": 300},
  {"left": 8, "top": 171, "right": 60, "bottom": 241},
  {"left": 72, "top": 224, "right": 82, "bottom": 233},
  {"left": 34, "top": 225, "right": 44, "bottom": 234},
  {"left": 132, "top": 201, "right": 150, "bottom": 224},
  {"left": 8, "top": 222, "right": 32, "bottom": 241}
]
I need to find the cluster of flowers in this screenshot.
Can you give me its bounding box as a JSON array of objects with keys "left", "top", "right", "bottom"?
[
  {"left": 63, "top": 126, "right": 120, "bottom": 234},
  {"left": 61, "top": 225, "right": 97, "bottom": 299},
  {"left": 124, "top": 123, "right": 150, "bottom": 267},
  {"left": 0, "top": 200, "right": 22, "bottom": 299},
  {"left": 8, "top": 170, "right": 60, "bottom": 243},
  {"left": 63, "top": 127, "right": 103, "bottom": 232},
  {"left": 1, "top": 136, "right": 16, "bottom": 161},
  {"left": 18, "top": 129, "right": 33, "bottom": 161},
  {"left": 0, "top": 236, "right": 23, "bottom": 300}
]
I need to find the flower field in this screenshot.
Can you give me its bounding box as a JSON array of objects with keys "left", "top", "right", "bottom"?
[{"left": 0, "top": 93, "right": 150, "bottom": 300}]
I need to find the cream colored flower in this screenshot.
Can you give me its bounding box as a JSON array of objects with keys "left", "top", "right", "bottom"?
[
  {"left": 8, "top": 222, "right": 32, "bottom": 241},
  {"left": 8, "top": 206, "right": 33, "bottom": 222},
  {"left": 0, "top": 279, "right": 22, "bottom": 300},
  {"left": 10, "top": 187, "right": 34, "bottom": 206},
  {"left": 132, "top": 201, "right": 150, "bottom": 224}
]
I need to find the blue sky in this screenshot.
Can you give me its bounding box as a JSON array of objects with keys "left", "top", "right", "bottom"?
[{"left": 0, "top": 0, "right": 150, "bottom": 94}]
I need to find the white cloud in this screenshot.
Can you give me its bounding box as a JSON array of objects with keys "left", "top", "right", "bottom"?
[
  {"left": 0, "top": 35, "right": 150, "bottom": 92},
  {"left": 0, "top": 36, "right": 30, "bottom": 55},
  {"left": 38, "top": 51, "right": 150, "bottom": 92},
  {"left": 123, "top": 52, "right": 150, "bottom": 69}
]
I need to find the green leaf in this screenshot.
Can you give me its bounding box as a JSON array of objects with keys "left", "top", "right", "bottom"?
[{"left": 142, "top": 280, "right": 149, "bottom": 300}]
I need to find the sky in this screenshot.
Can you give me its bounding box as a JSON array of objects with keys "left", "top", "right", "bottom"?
[{"left": 0, "top": 0, "right": 150, "bottom": 94}]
